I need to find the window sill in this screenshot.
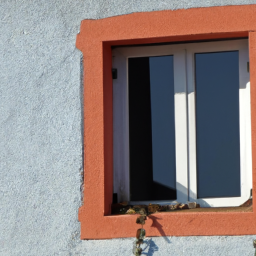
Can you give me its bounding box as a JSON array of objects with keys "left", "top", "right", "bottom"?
[
  {"left": 112, "top": 206, "right": 253, "bottom": 215},
  {"left": 79, "top": 205, "right": 255, "bottom": 239},
  {"left": 163, "top": 206, "right": 253, "bottom": 213}
]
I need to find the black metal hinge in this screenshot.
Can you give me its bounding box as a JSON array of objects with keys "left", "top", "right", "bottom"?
[
  {"left": 112, "top": 68, "right": 117, "bottom": 79},
  {"left": 113, "top": 193, "right": 118, "bottom": 204}
]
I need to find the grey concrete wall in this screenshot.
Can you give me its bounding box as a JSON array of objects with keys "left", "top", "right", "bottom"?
[{"left": 1, "top": 0, "right": 256, "bottom": 255}]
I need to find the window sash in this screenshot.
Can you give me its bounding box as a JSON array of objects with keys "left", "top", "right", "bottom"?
[
  {"left": 112, "top": 39, "right": 252, "bottom": 207},
  {"left": 186, "top": 40, "right": 251, "bottom": 207}
]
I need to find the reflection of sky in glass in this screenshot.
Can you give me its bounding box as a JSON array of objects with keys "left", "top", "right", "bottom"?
[
  {"left": 149, "top": 56, "right": 176, "bottom": 191},
  {"left": 195, "top": 51, "right": 241, "bottom": 198}
]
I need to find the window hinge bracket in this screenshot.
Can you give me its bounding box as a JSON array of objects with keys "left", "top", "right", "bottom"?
[
  {"left": 112, "top": 68, "right": 118, "bottom": 79},
  {"left": 113, "top": 193, "right": 118, "bottom": 204},
  {"left": 247, "top": 62, "right": 250, "bottom": 73}
]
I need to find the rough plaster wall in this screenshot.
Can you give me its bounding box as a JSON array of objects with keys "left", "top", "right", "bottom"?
[{"left": 1, "top": 0, "right": 256, "bottom": 255}]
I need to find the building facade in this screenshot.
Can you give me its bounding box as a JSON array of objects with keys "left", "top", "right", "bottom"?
[{"left": 1, "top": 1, "right": 256, "bottom": 255}]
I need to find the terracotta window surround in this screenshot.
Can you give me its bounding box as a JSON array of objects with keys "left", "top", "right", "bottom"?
[{"left": 76, "top": 5, "right": 256, "bottom": 239}]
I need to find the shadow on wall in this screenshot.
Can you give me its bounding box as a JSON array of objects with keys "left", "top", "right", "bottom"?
[
  {"left": 148, "top": 215, "right": 171, "bottom": 244},
  {"left": 142, "top": 238, "right": 159, "bottom": 256},
  {"left": 141, "top": 181, "right": 212, "bottom": 248}
]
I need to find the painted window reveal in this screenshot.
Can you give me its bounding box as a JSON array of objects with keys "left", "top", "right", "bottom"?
[
  {"left": 77, "top": 6, "right": 256, "bottom": 240},
  {"left": 113, "top": 39, "right": 252, "bottom": 207}
]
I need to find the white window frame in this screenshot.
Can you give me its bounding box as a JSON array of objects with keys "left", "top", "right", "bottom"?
[{"left": 112, "top": 39, "right": 252, "bottom": 207}]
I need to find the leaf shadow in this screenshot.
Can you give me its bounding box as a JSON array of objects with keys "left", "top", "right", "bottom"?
[
  {"left": 148, "top": 215, "right": 171, "bottom": 243},
  {"left": 141, "top": 238, "right": 159, "bottom": 256}
]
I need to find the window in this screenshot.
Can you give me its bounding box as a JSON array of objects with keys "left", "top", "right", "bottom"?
[
  {"left": 112, "top": 39, "right": 252, "bottom": 207},
  {"left": 77, "top": 5, "right": 256, "bottom": 239}
]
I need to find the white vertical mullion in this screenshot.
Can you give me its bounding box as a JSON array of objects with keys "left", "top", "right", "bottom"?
[
  {"left": 112, "top": 49, "right": 130, "bottom": 202},
  {"left": 239, "top": 42, "right": 252, "bottom": 200},
  {"left": 186, "top": 48, "right": 198, "bottom": 202},
  {"left": 174, "top": 49, "right": 189, "bottom": 203}
]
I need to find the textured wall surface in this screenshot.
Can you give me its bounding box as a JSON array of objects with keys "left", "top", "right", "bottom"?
[{"left": 1, "top": 0, "right": 256, "bottom": 255}]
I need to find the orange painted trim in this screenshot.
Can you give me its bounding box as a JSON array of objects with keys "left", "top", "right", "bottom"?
[{"left": 76, "top": 5, "right": 256, "bottom": 239}]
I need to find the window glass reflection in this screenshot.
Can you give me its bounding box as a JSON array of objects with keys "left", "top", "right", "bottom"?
[
  {"left": 195, "top": 51, "right": 241, "bottom": 198},
  {"left": 128, "top": 55, "right": 176, "bottom": 201}
]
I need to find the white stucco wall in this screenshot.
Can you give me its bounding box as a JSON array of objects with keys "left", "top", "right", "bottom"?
[{"left": 1, "top": 1, "right": 256, "bottom": 255}]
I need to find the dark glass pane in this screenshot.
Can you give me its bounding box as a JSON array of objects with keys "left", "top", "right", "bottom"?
[
  {"left": 129, "top": 56, "right": 176, "bottom": 201},
  {"left": 149, "top": 56, "right": 176, "bottom": 200},
  {"left": 195, "top": 51, "right": 241, "bottom": 198},
  {"left": 129, "top": 57, "right": 153, "bottom": 201}
]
